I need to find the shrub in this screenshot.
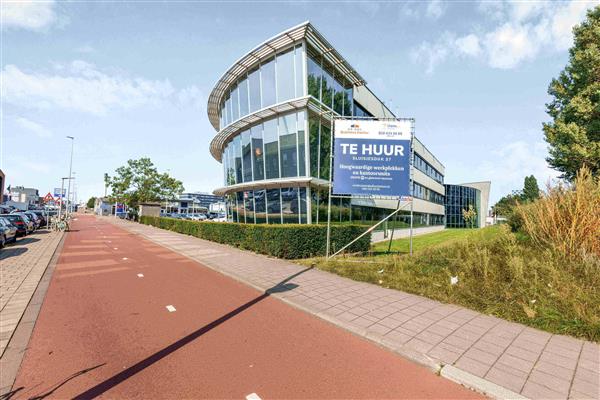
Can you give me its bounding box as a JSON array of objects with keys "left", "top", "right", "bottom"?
[
  {"left": 516, "top": 167, "right": 600, "bottom": 259},
  {"left": 139, "top": 216, "right": 370, "bottom": 259}
]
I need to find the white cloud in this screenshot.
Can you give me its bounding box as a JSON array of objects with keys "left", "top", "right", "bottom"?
[
  {"left": 1, "top": 0, "right": 58, "bottom": 31},
  {"left": 426, "top": 0, "right": 445, "bottom": 20},
  {"left": 455, "top": 34, "right": 481, "bottom": 57},
  {"left": 410, "top": 33, "right": 454, "bottom": 75},
  {"left": 412, "top": 0, "right": 598, "bottom": 72},
  {"left": 15, "top": 117, "right": 52, "bottom": 138},
  {"left": 0, "top": 61, "right": 204, "bottom": 115},
  {"left": 76, "top": 45, "right": 96, "bottom": 54}
]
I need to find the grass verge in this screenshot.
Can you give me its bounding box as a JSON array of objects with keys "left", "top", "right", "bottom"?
[{"left": 299, "top": 225, "right": 600, "bottom": 342}]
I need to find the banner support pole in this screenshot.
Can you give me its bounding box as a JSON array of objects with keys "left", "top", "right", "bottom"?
[
  {"left": 325, "top": 114, "right": 334, "bottom": 258},
  {"left": 386, "top": 198, "right": 401, "bottom": 253},
  {"left": 409, "top": 119, "right": 415, "bottom": 256}
]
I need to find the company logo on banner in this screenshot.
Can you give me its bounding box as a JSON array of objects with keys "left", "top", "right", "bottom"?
[{"left": 332, "top": 119, "right": 412, "bottom": 197}]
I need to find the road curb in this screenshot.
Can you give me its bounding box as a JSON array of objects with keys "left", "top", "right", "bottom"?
[
  {"left": 0, "top": 231, "right": 65, "bottom": 397},
  {"left": 441, "top": 365, "right": 529, "bottom": 400}
]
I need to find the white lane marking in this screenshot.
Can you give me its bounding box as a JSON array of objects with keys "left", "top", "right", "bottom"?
[
  {"left": 137, "top": 273, "right": 144, "bottom": 278},
  {"left": 114, "top": 247, "right": 118, "bottom": 250},
  {"left": 122, "top": 257, "right": 128, "bottom": 260},
  {"left": 246, "top": 393, "right": 261, "bottom": 400},
  {"left": 166, "top": 305, "right": 176, "bottom": 312}
]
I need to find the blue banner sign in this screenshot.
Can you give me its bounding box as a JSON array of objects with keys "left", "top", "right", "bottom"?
[
  {"left": 332, "top": 119, "right": 412, "bottom": 197},
  {"left": 53, "top": 188, "right": 66, "bottom": 198}
]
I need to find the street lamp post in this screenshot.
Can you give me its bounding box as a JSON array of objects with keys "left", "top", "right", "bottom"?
[{"left": 66, "top": 136, "right": 75, "bottom": 217}]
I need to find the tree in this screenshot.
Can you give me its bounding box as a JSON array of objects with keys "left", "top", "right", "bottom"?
[
  {"left": 462, "top": 204, "right": 477, "bottom": 228},
  {"left": 105, "top": 158, "right": 184, "bottom": 209},
  {"left": 522, "top": 175, "right": 541, "bottom": 202},
  {"left": 492, "top": 191, "right": 521, "bottom": 217},
  {"left": 86, "top": 197, "right": 96, "bottom": 209},
  {"left": 543, "top": 6, "right": 600, "bottom": 181}
]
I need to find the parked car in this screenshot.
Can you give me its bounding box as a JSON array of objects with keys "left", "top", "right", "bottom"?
[
  {"left": 22, "top": 211, "right": 42, "bottom": 229},
  {"left": 31, "top": 210, "right": 50, "bottom": 226},
  {"left": 187, "top": 214, "right": 207, "bottom": 221},
  {"left": 0, "top": 217, "right": 18, "bottom": 248},
  {"left": 0, "top": 214, "right": 32, "bottom": 237}
]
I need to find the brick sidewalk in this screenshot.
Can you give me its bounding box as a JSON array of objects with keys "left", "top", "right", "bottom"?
[
  {"left": 108, "top": 217, "right": 599, "bottom": 400},
  {"left": 0, "top": 230, "right": 63, "bottom": 356}
]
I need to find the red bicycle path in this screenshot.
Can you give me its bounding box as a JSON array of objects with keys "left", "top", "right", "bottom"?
[{"left": 11, "top": 215, "right": 483, "bottom": 399}]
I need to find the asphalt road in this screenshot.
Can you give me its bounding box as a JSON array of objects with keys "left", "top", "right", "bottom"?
[{"left": 12, "top": 215, "right": 483, "bottom": 399}]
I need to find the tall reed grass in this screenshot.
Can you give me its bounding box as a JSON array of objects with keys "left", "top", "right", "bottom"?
[{"left": 516, "top": 167, "right": 600, "bottom": 259}]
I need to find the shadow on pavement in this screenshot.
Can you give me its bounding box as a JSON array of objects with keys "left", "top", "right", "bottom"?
[
  {"left": 13, "top": 237, "right": 40, "bottom": 246},
  {"left": 0, "top": 247, "right": 28, "bottom": 260},
  {"left": 0, "top": 364, "right": 105, "bottom": 400},
  {"left": 72, "top": 267, "right": 313, "bottom": 399}
]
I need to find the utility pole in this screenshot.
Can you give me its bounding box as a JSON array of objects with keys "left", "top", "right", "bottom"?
[{"left": 66, "top": 136, "right": 75, "bottom": 217}]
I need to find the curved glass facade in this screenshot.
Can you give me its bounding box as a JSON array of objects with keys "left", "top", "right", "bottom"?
[
  {"left": 444, "top": 184, "right": 481, "bottom": 228},
  {"left": 227, "top": 187, "right": 308, "bottom": 224},
  {"left": 219, "top": 45, "right": 306, "bottom": 130},
  {"left": 222, "top": 111, "right": 307, "bottom": 186}
]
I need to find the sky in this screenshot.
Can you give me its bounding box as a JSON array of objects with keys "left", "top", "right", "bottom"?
[{"left": 1, "top": 0, "right": 597, "bottom": 207}]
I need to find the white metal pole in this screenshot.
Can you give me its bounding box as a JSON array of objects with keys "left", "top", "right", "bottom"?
[
  {"left": 409, "top": 120, "right": 415, "bottom": 256},
  {"left": 325, "top": 114, "right": 334, "bottom": 258},
  {"left": 66, "top": 136, "right": 74, "bottom": 216}
]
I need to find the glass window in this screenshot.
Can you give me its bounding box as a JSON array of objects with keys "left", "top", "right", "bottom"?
[
  {"left": 333, "top": 74, "right": 344, "bottom": 115},
  {"left": 235, "top": 192, "right": 243, "bottom": 222},
  {"left": 261, "top": 57, "right": 276, "bottom": 107},
  {"left": 231, "top": 83, "right": 240, "bottom": 122},
  {"left": 321, "top": 68, "right": 334, "bottom": 109},
  {"left": 279, "top": 114, "right": 297, "bottom": 178},
  {"left": 233, "top": 135, "right": 242, "bottom": 184},
  {"left": 254, "top": 190, "right": 266, "bottom": 223},
  {"left": 248, "top": 67, "right": 261, "bottom": 113},
  {"left": 241, "top": 130, "right": 252, "bottom": 182},
  {"left": 309, "top": 116, "right": 320, "bottom": 178},
  {"left": 276, "top": 48, "right": 295, "bottom": 103},
  {"left": 281, "top": 187, "right": 299, "bottom": 223},
  {"left": 244, "top": 191, "right": 254, "bottom": 223},
  {"left": 297, "top": 111, "right": 306, "bottom": 176},
  {"left": 295, "top": 45, "right": 304, "bottom": 97},
  {"left": 251, "top": 124, "right": 264, "bottom": 181},
  {"left": 307, "top": 56, "right": 321, "bottom": 100},
  {"left": 238, "top": 77, "right": 249, "bottom": 118},
  {"left": 320, "top": 123, "right": 331, "bottom": 180},
  {"left": 343, "top": 88, "right": 352, "bottom": 116},
  {"left": 228, "top": 87, "right": 235, "bottom": 123},
  {"left": 224, "top": 92, "right": 231, "bottom": 126},
  {"left": 263, "top": 119, "right": 279, "bottom": 179},
  {"left": 267, "top": 189, "right": 281, "bottom": 224},
  {"left": 299, "top": 187, "right": 307, "bottom": 223}
]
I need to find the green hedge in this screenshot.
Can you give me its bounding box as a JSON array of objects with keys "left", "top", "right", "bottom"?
[{"left": 139, "top": 216, "right": 371, "bottom": 259}]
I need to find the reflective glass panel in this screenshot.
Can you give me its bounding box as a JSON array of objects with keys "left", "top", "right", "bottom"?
[
  {"left": 299, "top": 187, "right": 307, "bottom": 223},
  {"left": 244, "top": 191, "right": 254, "bottom": 223},
  {"left": 254, "top": 190, "right": 266, "bottom": 223},
  {"left": 261, "top": 58, "right": 276, "bottom": 107},
  {"left": 235, "top": 192, "right": 243, "bottom": 222},
  {"left": 233, "top": 135, "right": 242, "bottom": 184},
  {"left": 295, "top": 45, "right": 304, "bottom": 97},
  {"left": 297, "top": 111, "right": 306, "bottom": 176},
  {"left": 238, "top": 77, "right": 249, "bottom": 118},
  {"left": 333, "top": 75, "right": 344, "bottom": 115},
  {"left": 279, "top": 114, "right": 297, "bottom": 178},
  {"left": 248, "top": 67, "right": 261, "bottom": 113},
  {"left": 267, "top": 189, "right": 281, "bottom": 224},
  {"left": 309, "top": 116, "right": 320, "bottom": 178},
  {"left": 281, "top": 187, "right": 299, "bottom": 223},
  {"left": 276, "top": 48, "right": 295, "bottom": 103},
  {"left": 343, "top": 88, "right": 352, "bottom": 116},
  {"left": 241, "top": 129, "right": 252, "bottom": 182},
  {"left": 307, "top": 56, "right": 321, "bottom": 100},
  {"left": 230, "top": 83, "right": 239, "bottom": 122},
  {"left": 251, "top": 124, "right": 264, "bottom": 181},
  {"left": 263, "top": 119, "right": 279, "bottom": 179},
  {"left": 224, "top": 92, "right": 231, "bottom": 126},
  {"left": 321, "top": 68, "right": 334, "bottom": 109},
  {"left": 320, "top": 123, "right": 331, "bottom": 180}
]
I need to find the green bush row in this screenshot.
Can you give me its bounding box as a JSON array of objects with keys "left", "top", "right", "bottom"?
[{"left": 139, "top": 216, "right": 371, "bottom": 259}]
